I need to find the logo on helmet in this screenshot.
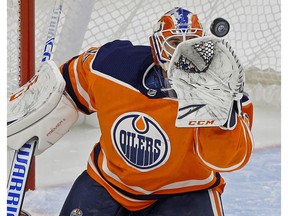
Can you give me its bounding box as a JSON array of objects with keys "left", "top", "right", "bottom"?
[
  {"left": 167, "top": 7, "right": 190, "bottom": 29},
  {"left": 112, "top": 112, "right": 170, "bottom": 171}
]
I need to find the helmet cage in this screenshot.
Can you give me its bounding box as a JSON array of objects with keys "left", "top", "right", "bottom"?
[
  {"left": 152, "top": 28, "right": 203, "bottom": 63},
  {"left": 149, "top": 7, "right": 204, "bottom": 68}
]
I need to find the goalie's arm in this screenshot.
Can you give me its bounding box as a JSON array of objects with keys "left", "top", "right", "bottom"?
[
  {"left": 194, "top": 98, "right": 254, "bottom": 172},
  {"left": 59, "top": 47, "right": 99, "bottom": 115}
]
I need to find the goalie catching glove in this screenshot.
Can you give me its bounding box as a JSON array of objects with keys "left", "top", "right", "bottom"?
[
  {"left": 167, "top": 36, "right": 244, "bottom": 129},
  {"left": 7, "top": 61, "right": 79, "bottom": 155}
]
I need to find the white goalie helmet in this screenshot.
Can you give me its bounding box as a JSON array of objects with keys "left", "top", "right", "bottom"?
[{"left": 149, "top": 7, "right": 204, "bottom": 70}]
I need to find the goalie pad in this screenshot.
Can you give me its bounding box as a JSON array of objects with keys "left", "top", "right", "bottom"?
[
  {"left": 7, "top": 61, "right": 79, "bottom": 155},
  {"left": 167, "top": 36, "right": 244, "bottom": 128}
]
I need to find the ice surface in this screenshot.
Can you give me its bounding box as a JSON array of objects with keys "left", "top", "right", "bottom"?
[
  {"left": 20, "top": 107, "right": 281, "bottom": 215},
  {"left": 221, "top": 147, "right": 281, "bottom": 216},
  {"left": 23, "top": 147, "right": 281, "bottom": 216}
]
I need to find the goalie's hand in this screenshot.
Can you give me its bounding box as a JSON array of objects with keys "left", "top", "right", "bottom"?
[
  {"left": 167, "top": 36, "right": 244, "bottom": 128},
  {"left": 220, "top": 100, "right": 240, "bottom": 130},
  {"left": 7, "top": 61, "right": 79, "bottom": 155}
]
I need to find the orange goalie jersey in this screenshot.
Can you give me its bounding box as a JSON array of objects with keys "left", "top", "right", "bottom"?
[{"left": 60, "top": 40, "right": 254, "bottom": 211}]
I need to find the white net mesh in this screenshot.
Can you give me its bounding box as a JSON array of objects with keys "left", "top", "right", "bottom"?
[
  {"left": 7, "top": 0, "right": 281, "bottom": 105},
  {"left": 7, "top": 0, "right": 20, "bottom": 95},
  {"left": 7, "top": 0, "right": 281, "bottom": 189}
]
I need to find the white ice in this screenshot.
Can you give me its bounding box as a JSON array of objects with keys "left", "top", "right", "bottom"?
[{"left": 22, "top": 107, "right": 281, "bottom": 215}]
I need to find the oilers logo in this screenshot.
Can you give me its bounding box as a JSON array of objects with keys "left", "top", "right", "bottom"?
[{"left": 112, "top": 112, "right": 170, "bottom": 171}]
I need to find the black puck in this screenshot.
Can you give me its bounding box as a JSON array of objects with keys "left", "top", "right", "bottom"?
[{"left": 210, "top": 18, "right": 230, "bottom": 37}]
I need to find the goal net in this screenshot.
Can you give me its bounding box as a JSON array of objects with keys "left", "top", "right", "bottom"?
[
  {"left": 8, "top": 0, "right": 281, "bottom": 107},
  {"left": 7, "top": 0, "right": 281, "bottom": 188}
]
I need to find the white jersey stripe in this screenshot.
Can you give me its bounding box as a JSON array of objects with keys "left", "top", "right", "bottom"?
[
  {"left": 88, "top": 157, "right": 145, "bottom": 202},
  {"left": 100, "top": 148, "right": 215, "bottom": 194},
  {"left": 208, "top": 189, "right": 218, "bottom": 216},
  {"left": 208, "top": 189, "right": 224, "bottom": 216},
  {"left": 73, "top": 58, "right": 96, "bottom": 112}
]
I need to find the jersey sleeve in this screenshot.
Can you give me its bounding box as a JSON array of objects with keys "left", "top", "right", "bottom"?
[
  {"left": 194, "top": 113, "right": 254, "bottom": 173},
  {"left": 59, "top": 47, "right": 99, "bottom": 114}
]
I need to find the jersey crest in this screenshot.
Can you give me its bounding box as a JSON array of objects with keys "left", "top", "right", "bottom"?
[{"left": 111, "top": 112, "right": 170, "bottom": 171}]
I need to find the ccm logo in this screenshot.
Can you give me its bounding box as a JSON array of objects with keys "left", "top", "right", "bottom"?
[{"left": 188, "top": 120, "right": 215, "bottom": 126}]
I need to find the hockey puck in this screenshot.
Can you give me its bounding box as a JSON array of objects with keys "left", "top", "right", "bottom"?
[{"left": 210, "top": 18, "right": 230, "bottom": 37}]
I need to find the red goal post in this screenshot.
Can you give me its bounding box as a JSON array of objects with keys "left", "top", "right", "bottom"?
[
  {"left": 7, "top": 0, "right": 281, "bottom": 189},
  {"left": 7, "top": 0, "right": 36, "bottom": 190}
]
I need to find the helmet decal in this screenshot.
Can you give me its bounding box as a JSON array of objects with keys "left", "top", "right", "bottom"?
[{"left": 169, "top": 7, "right": 189, "bottom": 29}]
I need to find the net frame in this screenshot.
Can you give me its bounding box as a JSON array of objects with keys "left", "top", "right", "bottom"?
[
  {"left": 7, "top": 0, "right": 36, "bottom": 190},
  {"left": 8, "top": 0, "right": 281, "bottom": 106},
  {"left": 7, "top": 0, "right": 281, "bottom": 188}
]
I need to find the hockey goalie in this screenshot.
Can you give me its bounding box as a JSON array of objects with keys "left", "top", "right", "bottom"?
[{"left": 7, "top": 7, "right": 254, "bottom": 216}]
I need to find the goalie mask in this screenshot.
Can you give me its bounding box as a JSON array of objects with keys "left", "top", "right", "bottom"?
[{"left": 149, "top": 7, "right": 204, "bottom": 70}]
